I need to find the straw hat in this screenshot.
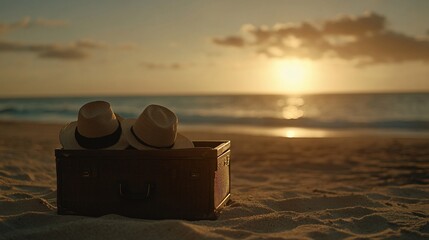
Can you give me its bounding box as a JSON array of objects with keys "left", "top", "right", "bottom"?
[
  {"left": 59, "top": 101, "right": 128, "bottom": 150},
  {"left": 122, "top": 104, "right": 194, "bottom": 150}
]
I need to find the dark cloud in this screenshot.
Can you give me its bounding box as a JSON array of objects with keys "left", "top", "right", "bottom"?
[
  {"left": 212, "top": 36, "right": 245, "bottom": 47},
  {"left": 141, "top": 62, "right": 188, "bottom": 70},
  {"left": 38, "top": 46, "right": 87, "bottom": 60},
  {"left": 334, "top": 31, "right": 429, "bottom": 66},
  {"left": 0, "top": 17, "right": 87, "bottom": 60},
  {"left": 0, "top": 39, "right": 104, "bottom": 60},
  {"left": 0, "top": 18, "right": 134, "bottom": 61},
  {"left": 0, "top": 17, "right": 68, "bottom": 35},
  {"left": 75, "top": 39, "right": 106, "bottom": 49},
  {"left": 212, "top": 12, "right": 429, "bottom": 65},
  {"left": 323, "top": 12, "right": 385, "bottom": 36}
]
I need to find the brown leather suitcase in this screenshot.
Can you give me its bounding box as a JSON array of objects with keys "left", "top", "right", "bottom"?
[{"left": 55, "top": 140, "right": 231, "bottom": 220}]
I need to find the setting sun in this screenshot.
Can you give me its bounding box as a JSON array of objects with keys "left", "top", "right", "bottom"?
[{"left": 273, "top": 59, "right": 313, "bottom": 93}]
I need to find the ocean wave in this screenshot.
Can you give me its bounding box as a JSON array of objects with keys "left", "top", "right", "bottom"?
[
  {"left": 1, "top": 107, "right": 428, "bottom": 130},
  {"left": 1, "top": 93, "right": 428, "bottom": 131},
  {"left": 178, "top": 114, "right": 429, "bottom": 130},
  {"left": 0, "top": 106, "right": 76, "bottom": 116}
]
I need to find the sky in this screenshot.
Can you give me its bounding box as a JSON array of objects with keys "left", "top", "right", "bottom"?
[{"left": 1, "top": 0, "right": 428, "bottom": 97}]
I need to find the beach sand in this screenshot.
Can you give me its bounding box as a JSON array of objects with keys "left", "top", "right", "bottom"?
[{"left": 0, "top": 121, "right": 428, "bottom": 240}]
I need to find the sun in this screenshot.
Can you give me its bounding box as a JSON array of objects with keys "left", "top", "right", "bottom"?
[{"left": 273, "top": 58, "right": 312, "bottom": 93}]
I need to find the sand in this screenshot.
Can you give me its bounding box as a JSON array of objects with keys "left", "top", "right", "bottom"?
[{"left": 0, "top": 121, "right": 428, "bottom": 240}]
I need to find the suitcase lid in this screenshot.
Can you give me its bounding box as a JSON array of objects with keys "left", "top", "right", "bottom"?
[{"left": 55, "top": 140, "right": 230, "bottom": 160}]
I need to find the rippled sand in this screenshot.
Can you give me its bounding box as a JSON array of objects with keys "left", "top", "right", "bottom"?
[{"left": 0, "top": 121, "right": 428, "bottom": 239}]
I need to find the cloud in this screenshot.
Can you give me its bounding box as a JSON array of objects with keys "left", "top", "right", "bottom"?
[
  {"left": 212, "top": 12, "right": 429, "bottom": 65},
  {"left": 0, "top": 17, "right": 31, "bottom": 35},
  {"left": 212, "top": 36, "right": 245, "bottom": 47},
  {"left": 333, "top": 31, "right": 429, "bottom": 66},
  {"left": 38, "top": 46, "right": 88, "bottom": 60},
  {"left": 141, "top": 62, "right": 189, "bottom": 70},
  {"left": 75, "top": 39, "right": 106, "bottom": 49},
  {"left": 116, "top": 43, "right": 139, "bottom": 51},
  {"left": 0, "top": 18, "right": 135, "bottom": 61},
  {"left": 0, "top": 17, "right": 68, "bottom": 35},
  {"left": 33, "top": 18, "right": 68, "bottom": 27},
  {"left": 0, "top": 39, "right": 104, "bottom": 60},
  {"left": 0, "top": 17, "right": 86, "bottom": 60},
  {"left": 323, "top": 12, "right": 385, "bottom": 36}
]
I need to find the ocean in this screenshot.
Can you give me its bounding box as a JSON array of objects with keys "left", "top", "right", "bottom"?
[{"left": 1, "top": 93, "right": 428, "bottom": 138}]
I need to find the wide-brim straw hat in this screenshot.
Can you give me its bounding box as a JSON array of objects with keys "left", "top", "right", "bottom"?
[
  {"left": 59, "top": 101, "right": 128, "bottom": 150},
  {"left": 122, "top": 104, "right": 194, "bottom": 150}
]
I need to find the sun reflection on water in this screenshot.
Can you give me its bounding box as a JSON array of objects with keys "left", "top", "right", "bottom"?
[
  {"left": 282, "top": 105, "right": 303, "bottom": 119},
  {"left": 284, "top": 129, "right": 296, "bottom": 138},
  {"left": 281, "top": 97, "right": 304, "bottom": 119},
  {"left": 277, "top": 127, "right": 329, "bottom": 138},
  {"left": 287, "top": 97, "right": 304, "bottom": 106}
]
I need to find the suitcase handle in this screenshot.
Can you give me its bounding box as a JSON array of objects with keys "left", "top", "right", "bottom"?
[{"left": 119, "top": 183, "right": 152, "bottom": 200}]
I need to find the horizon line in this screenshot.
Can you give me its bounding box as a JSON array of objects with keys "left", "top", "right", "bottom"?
[{"left": 1, "top": 90, "right": 429, "bottom": 99}]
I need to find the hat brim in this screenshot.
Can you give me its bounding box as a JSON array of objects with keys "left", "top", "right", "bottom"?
[
  {"left": 59, "top": 118, "right": 129, "bottom": 150},
  {"left": 121, "top": 119, "right": 194, "bottom": 150}
]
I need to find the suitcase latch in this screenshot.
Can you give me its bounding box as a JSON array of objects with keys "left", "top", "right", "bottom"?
[
  {"left": 82, "top": 169, "right": 91, "bottom": 177},
  {"left": 190, "top": 172, "right": 200, "bottom": 178},
  {"left": 119, "top": 183, "right": 153, "bottom": 200},
  {"left": 81, "top": 167, "right": 97, "bottom": 178}
]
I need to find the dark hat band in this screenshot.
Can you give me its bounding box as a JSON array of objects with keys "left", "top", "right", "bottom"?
[
  {"left": 75, "top": 121, "right": 122, "bottom": 149},
  {"left": 130, "top": 126, "right": 174, "bottom": 149}
]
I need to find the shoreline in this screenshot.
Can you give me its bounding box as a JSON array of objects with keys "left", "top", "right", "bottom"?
[
  {"left": 181, "top": 123, "right": 429, "bottom": 139},
  {"left": 1, "top": 119, "right": 428, "bottom": 139}
]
